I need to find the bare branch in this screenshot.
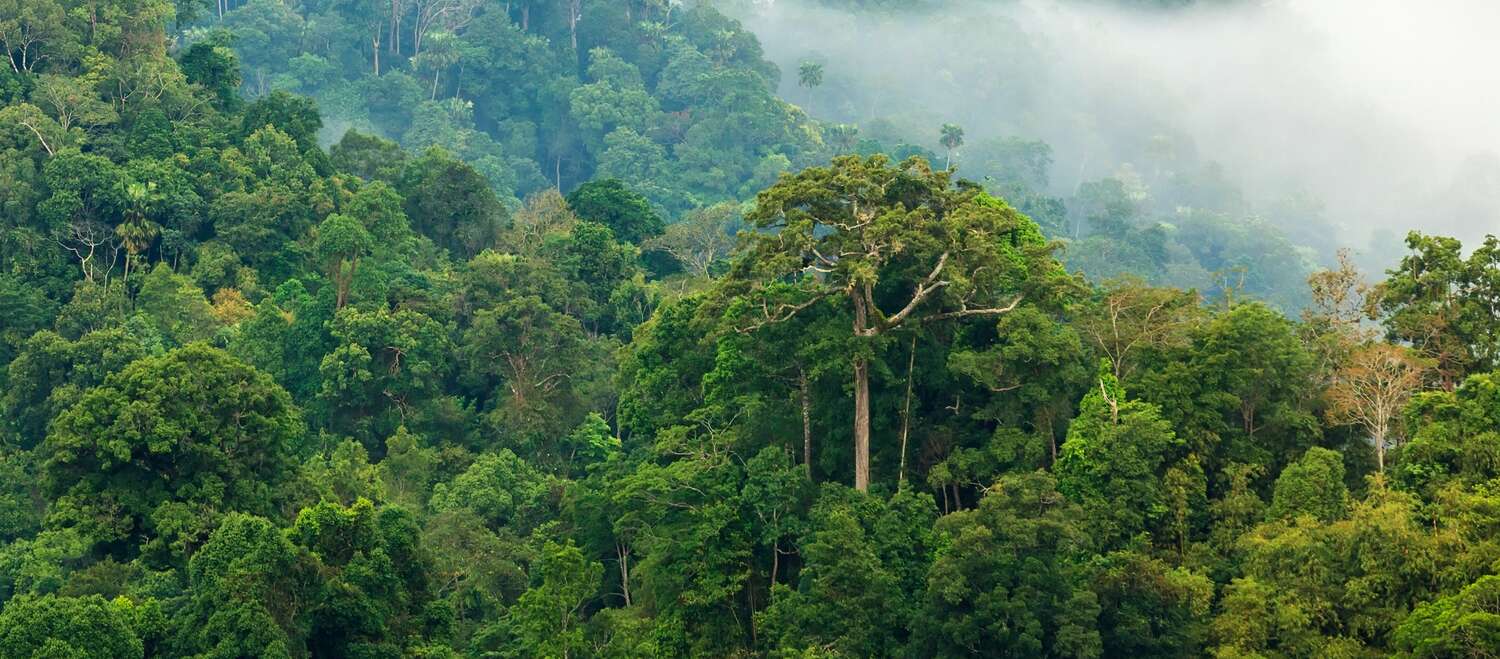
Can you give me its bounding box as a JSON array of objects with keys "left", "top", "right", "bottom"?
[
  {"left": 922, "top": 295, "right": 1024, "bottom": 323},
  {"left": 879, "top": 251, "right": 952, "bottom": 331},
  {"left": 735, "top": 289, "right": 832, "bottom": 334},
  {"left": 16, "top": 118, "right": 55, "bottom": 156}
]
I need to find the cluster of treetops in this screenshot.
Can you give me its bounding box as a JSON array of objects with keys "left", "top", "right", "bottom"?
[
  {"left": 179, "top": 0, "right": 1321, "bottom": 310},
  {"left": 3, "top": 0, "right": 1500, "bottom": 657}
]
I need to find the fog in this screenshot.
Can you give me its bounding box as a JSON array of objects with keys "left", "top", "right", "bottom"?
[{"left": 731, "top": 0, "right": 1500, "bottom": 262}]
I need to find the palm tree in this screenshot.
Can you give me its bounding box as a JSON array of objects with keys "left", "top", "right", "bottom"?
[
  {"left": 826, "top": 123, "right": 859, "bottom": 155},
  {"left": 115, "top": 181, "right": 161, "bottom": 284},
  {"left": 940, "top": 123, "right": 964, "bottom": 170},
  {"left": 414, "top": 31, "right": 463, "bottom": 100},
  {"left": 798, "top": 61, "right": 824, "bottom": 90}
]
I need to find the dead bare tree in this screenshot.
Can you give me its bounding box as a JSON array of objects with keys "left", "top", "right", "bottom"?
[
  {"left": 412, "top": 0, "right": 480, "bottom": 55},
  {"left": 1079, "top": 276, "right": 1200, "bottom": 381},
  {"left": 642, "top": 203, "right": 740, "bottom": 277},
  {"left": 55, "top": 220, "right": 118, "bottom": 283},
  {"left": 1326, "top": 343, "right": 1426, "bottom": 473}
]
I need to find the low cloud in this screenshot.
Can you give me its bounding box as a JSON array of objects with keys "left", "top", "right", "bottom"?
[{"left": 735, "top": 0, "right": 1500, "bottom": 256}]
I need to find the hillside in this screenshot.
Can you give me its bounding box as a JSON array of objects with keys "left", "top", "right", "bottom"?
[{"left": 1, "top": 0, "right": 1498, "bottom": 657}]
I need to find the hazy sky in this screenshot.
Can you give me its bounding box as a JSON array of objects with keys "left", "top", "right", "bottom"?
[{"left": 735, "top": 0, "right": 1500, "bottom": 253}]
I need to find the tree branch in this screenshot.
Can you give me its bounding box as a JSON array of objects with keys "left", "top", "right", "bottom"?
[
  {"left": 879, "top": 251, "right": 951, "bottom": 332},
  {"left": 736, "top": 290, "right": 832, "bottom": 334},
  {"left": 16, "top": 118, "right": 55, "bottom": 156},
  {"left": 922, "top": 295, "right": 1025, "bottom": 323}
]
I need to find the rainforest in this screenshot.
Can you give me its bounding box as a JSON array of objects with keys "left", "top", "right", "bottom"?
[{"left": 0, "top": 0, "right": 1498, "bottom": 656}]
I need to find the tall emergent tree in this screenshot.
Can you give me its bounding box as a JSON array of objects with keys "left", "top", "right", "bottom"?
[
  {"left": 726, "top": 155, "right": 1069, "bottom": 491},
  {"left": 939, "top": 123, "right": 964, "bottom": 170},
  {"left": 1373, "top": 232, "right": 1500, "bottom": 389},
  {"left": 798, "top": 61, "right": 824, "bottom": 90}
]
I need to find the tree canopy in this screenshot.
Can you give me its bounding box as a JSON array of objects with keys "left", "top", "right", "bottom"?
[{"left": 0, "top": 0, "right": 1490, "bottom": 656}]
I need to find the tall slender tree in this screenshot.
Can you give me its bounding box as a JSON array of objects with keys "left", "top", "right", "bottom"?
[
  {"left": 939, "top": 123, "right": 965, "bottom": 170},
  {"left": 726, "top": 155, "right": 1069, "bottom": 491}
]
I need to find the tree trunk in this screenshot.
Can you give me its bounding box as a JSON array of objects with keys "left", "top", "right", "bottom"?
[
  {"left": 1374, "top": 430, "right": 1385, "bottom": 474},
  {"left": 853, "top": 354, "right": 871, "bottom": 492},
  {"left": 617, "top": 542, "right": 631, "bottom": 607},
  {"left": 899, "top": 335, "right": 916, "bottom": 487},
  {"left": 770, "top": 540, "right": 780, "bottom": 589},
  {"left": 799, "top": 366, "right": 813, "bottom": 479},
  {"left": 851, "top": 291, "right": 872, "bottom": 492},
  {"left": 390, "top": 0, "right": 403, "bottom": 54},
  {"left": 568, "top": 0, "right": 581, "bottom": 51},
  {"left": 1045, "top": 415, "right": 1057, "bottom": 466}
]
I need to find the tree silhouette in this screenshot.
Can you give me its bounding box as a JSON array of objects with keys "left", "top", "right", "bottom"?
[{"left": 940, "top": 123, "right": 965, "bottom": 170}]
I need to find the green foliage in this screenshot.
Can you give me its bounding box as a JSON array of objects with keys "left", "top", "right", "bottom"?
[
  {"left": 1266, "top": 447, "right": 1348, "bottom": 523},
  {"left": 914, "top": 472, "right": 1101, "bottom": 658},
  {"left": 1056, "top": 362, "right": 1182, "bottom": 548},
  {"left": 1393, "top": 574, "right": 1500, "bottom": 658},
  {"left": 428, "top": 451, "right": 549, "bottom": 533},
  {"left": 1375, "top": 233, "right": 1500, "bottom": 387},
  {"left": 3, "top": 327, "right": 149, "bottom": 449},
  {"left": 179, "top": 42, "right": 241, "bottom": 110},
  {"left": 399, "top": 147, "right": 507, "bottom": 257},
  {"left": 1395, "top": 372, "right": 1500, "bottom": 494},
  {"left": 318, "top": 305, "right": 451, "bottom": 444},
  {"left": 41, "top": 344, "right": 302, "bottom": 554},
  {"left": 133, "top": 264, "right": 220, "bottom": 346},
  {"left": 760, "top": 485, "right": 930, "bottom": 656},
  {"left": 0, "top": 594, "right": 145, "bottom": 659},
  {"left": 565, "top": 179, "right": 664, "bottom": 245},
  {"left": 175, "top": 513, "right": 312, "bottom": 657},
  {"left": 0, "top": 1, "right": 1495, "bottom": 655},
  {"left": 1089, "top": 551, "right": 1213, "bottom": 657},
  {"left": 491, "top": 541, "right": 600, "bottom": 659},
  {"left": 241, "top": 91, "right": 322, "bottom": 148}
]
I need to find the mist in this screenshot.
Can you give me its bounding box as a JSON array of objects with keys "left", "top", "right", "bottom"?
[{"left": 731, "top": 0, "right": 1500, "bottom": 263}]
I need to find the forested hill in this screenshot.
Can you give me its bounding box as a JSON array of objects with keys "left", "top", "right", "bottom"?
[
  {"left": 2, "top": 0, "right": 1500, "bottom": 657},
  {"left": 196, "top": 0, "right": 1320, "bottom": 311}
]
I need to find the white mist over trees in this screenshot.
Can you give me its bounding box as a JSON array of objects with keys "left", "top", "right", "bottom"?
[{"left": 732, "top": 0, "right": 1500, "bottom": 259}]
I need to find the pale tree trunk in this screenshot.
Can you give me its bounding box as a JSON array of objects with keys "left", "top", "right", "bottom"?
[
  {"left": 852, "top": 291, "right": 872, "bottom": 492},
  {"left": 566, "top": 0, "right": 581, "bottom": 51},
  {"left": 799, "top": 366, "right": 813, "bottom": 479},
  {"left": 390, "top": 0, "right": 403, "bottom": 55},
  {"left": 853, "top": 355, "right": 870, "bottom": 492},
  {"left": 616, "top": 542, "right": 631, "bottom": 606},
  {"left": 769, "top": 540, "right": 780, "bottom": 588},
  {"left": 898, "top": 335, "right": 916, "bottom": 487},
  {"left": 1374, "top": 429, "right": 1386, "bottom": 474}
]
